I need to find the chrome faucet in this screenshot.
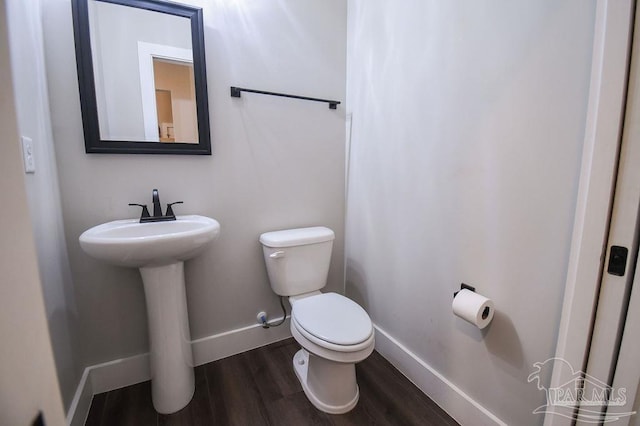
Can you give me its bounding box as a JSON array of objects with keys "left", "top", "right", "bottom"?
[
  {"left": 152, "top": 189, "right": 162, "bottom": 217},
  {"left": 129, "top": 189, "right": 183, "bottom": 223}
]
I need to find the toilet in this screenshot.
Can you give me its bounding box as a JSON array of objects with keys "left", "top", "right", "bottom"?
[{"left": 260, "top": 226, "right": 374, "bottom": 414}]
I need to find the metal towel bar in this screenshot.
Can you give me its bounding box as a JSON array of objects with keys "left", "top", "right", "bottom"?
[{"left": 230, "top": 86, "right": 340, "bottom": 109}]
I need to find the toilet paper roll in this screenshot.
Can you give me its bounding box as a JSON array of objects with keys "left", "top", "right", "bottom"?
[{"left": 452, "top": 289, "right": 494, "bottom": 329}]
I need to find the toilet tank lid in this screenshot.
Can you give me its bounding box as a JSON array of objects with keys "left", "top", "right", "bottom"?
[{"left": 259, "top": 226, "right": 335, "bottom": 248}]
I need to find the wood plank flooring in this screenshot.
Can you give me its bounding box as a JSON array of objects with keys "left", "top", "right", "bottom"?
[{"left": 85, "top": 338, "right": 459, "bottom": 426}]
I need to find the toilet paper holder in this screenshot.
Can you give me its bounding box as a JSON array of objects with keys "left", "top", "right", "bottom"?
[
  {"left": 453, "top": 283, "right": 493, "bottom": 323},
  {"left": 454, "top": 283, "right": 476, "bottom": 298}
]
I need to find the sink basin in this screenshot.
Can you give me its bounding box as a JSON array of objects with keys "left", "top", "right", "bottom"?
[{"left": 79, "top": 215, "right": 220, "bottom": 267}]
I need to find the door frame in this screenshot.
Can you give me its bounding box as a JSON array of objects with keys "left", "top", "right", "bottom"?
[{"left": 544, "top": 1, "right": 635, "bottom": 425}]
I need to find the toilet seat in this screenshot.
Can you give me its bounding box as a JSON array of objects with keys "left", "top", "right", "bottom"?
[{"left": 291, "top": 293, "right": 373, "bottom": 351}]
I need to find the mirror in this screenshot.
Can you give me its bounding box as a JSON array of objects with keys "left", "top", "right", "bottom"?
[{"left": 71, "top": 0, "right": 211, "bottom": 154}]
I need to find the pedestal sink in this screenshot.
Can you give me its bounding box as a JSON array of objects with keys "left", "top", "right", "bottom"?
[{"left": 79, "top": 215, "right": 220, "bottom": 414}]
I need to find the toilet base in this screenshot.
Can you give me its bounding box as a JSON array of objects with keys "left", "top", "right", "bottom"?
[{"left": 293, "top": 349, "right": 359, "bottom": 414}]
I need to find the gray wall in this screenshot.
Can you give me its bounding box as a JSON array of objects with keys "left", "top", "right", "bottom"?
[
  {"left": 6, "top": 0, "right": 82, "bottom": 410},
  {"left": 0, "top": 3, "right": 67, "bottom": 422},
  {"left": 345, "top": 1, "right": 595, "bottom": 424},
  {"left": 42, "top": 0, "right": 347, "bottom": 368}
]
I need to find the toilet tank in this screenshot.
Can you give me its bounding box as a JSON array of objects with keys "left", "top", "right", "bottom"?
[{"left": 259, "top": 227, "right": 335, "bottom": 296}]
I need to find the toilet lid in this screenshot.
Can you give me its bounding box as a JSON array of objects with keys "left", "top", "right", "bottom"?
[{"left": 292, "top": 293, "right": 373, "bottom": 346}]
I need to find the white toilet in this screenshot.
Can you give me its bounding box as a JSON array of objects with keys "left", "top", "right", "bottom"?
[{"left": 260, "top": 226, "right": 375, "bottom": 414}]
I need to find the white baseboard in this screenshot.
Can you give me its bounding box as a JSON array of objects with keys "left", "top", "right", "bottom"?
[
  {"left": 66, "top": 368, "right": 92, "bottom": 426},
  {"left": 373, "top": 324, "right": 507, "bottom": 426},
  {"left": 90, "top": 353, "right": 151, "bottom": 395},
  {"left": 192, "top": 317, "right": 291, "bottom": 365},
  {"left": 66, "top": 318, "right": 291, "bottom": 425}
]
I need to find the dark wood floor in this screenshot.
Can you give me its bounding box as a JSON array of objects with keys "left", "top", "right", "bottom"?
[{"left": 85, "top": 338, "right": 459, "bottom": 426}]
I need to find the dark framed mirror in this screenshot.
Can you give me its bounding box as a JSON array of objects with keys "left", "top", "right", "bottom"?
[{"left": 71, "top": 0, "right": 211, "bottom": 154}]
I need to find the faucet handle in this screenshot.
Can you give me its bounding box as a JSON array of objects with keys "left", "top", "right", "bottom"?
[
  {"left": 165, "top": 201, "right": 184, "bottom": 218},
  {"left": 129, "top": 203, "right": 151, "bottom": 220}
]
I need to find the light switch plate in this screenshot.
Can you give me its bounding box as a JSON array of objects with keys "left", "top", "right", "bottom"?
[{"left": 21, "top": 136, "right": 35, "bottom": 174}]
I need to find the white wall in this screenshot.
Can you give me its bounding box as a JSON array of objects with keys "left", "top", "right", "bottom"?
[
  {"left": 42, "top": 0, "right": 346, "bottom": 369},
  {"left": 346, "top": 1, "right": 595, "bottom": 425},
  {"left": 0, "top": 3, "right": 67, "bottom": 423},
  {"left": 6, "top": 0, "right": 82, "bottom": 411}
]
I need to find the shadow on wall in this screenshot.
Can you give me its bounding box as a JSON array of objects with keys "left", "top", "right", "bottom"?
[
  {"left": 345, "top": 261, "right": 370, "bottom": 312},
  {"left": 347, "top": 253, "right": 526, "bottom": 378},
  {"left": 455, "top": 309, "right": 524, "bottom": 371},
  {"left": 48, "top": 307, "right": 81, "bottom": 410}
]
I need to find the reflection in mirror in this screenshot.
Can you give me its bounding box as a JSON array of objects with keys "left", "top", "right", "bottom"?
[
  {"left": 152, "top": 56, "right": 197, "bottom": 143},
  {"left": 137, "top": 44, "right": 198, "bottom": 143},
  {"left": 153, "top": 60, "right": 197, "bottom": 143},
  {"left": 72, "top": 0, "right": 210, "bottom": 154},
  {"left": 156, "top": 89, "right": 175, "bottom": 141},
  {"left": 152, "top": 59, "right": 198, "bottom": 143}
]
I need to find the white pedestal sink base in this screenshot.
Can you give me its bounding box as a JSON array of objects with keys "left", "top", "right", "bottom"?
[
  {"left": 79, "top": 215, "right": 220, "bottom": 414},
  {"left": 140, "top": 262, "right": 195, "bottom": 414}
]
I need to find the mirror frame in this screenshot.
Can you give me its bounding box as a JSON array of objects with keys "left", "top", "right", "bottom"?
[{"left": 71, "top": 0, "right": 211, "bottom": 155}]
